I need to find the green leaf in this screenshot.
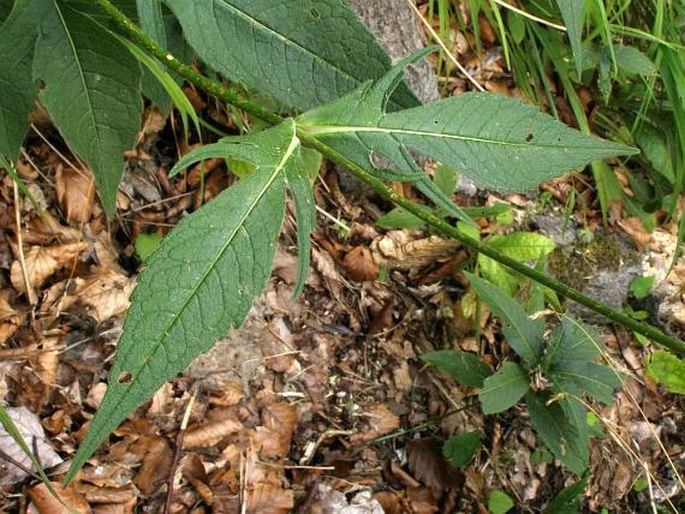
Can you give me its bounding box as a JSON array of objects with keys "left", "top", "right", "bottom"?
[
  {"left": 376, "top": 206, "right": 428, "bottom": 230},
  {"left": 33, "top": 2, "right": 142, "bottom": 216},
  {"left": 488, "top": 490, "right": 514, "bottom": 514},
  {"left": 545, "top": 479, "right": 587, "bottom": 514},
  {"left": 0, "top": 0, "right": 51, "bottom": 162},
  {"left": 164, "top": 0, "right": 418, "bottom": 111},
  {"left": 421, "top": 350, "right": 493, "bottom": 388},
  {"left": 284, "top": 152, "right": 317, "bottom": 298},
  {"left": 479, "top": 362, "right": 529, "bottom": 414},
  {"left": 555, "top": 0, "right": 585, "bottom": 77},
  {"left": 645, "top": 350, "right": 685, "bottom": 394},
  {"left": 66, "top": 120, "right": 299, "bottom": 483},
  {"left": 434, "top": 164, "right": 458, "bottom": 197},
  {"left": 614, "top": 43, "right": 655, "bottom": 76},
  {"left": 135, "top": 233, "right": 162, "bottom": 262},
  {"left": 629, "top": 275, "right": 655, "bottom": 300},
  {"left": 443, "top": 431, "right": 481, "bottom": 468},
  {"left": 526, "top": 391, "right": 588, "bottom": 475},
  {"left": 298, "top": 49, "right": 637, "bottom": 194},
  {"left": 544, "top": 317, "right": 603, "bottom": 367},
  {"left": 466, "top": 272, "right": 544, "bottom": 366},
  {"left": 549, "top": 360, "right": 621, "bottom": 405}
]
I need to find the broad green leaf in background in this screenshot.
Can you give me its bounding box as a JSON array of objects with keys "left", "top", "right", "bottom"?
[
  {"left": 466, "top": 273, "right": 544, "bottom": 366},
  {"left": 33, "top": 2, "right": 143, "bottom": 216},
  {"left": 543, "top": 317, "right": 602, "bottom": 368},
  {"left": 555, "top": 0, "right": 585, "bottom": 77},
  {"left": 645, "top": 350, "right": 685, "bottom": 394},
  {"left": 298, "top": 49, "right": 637, "bottom": 195},
  {"left": 478, "top": 232, "right": 555, "bottom": 295},
  {"left": 629, "top": 275, "right": 655, "bottom": 300},
  {"left": 526, "top": 391, "right": 588, "bottom": 475},
  {"left": 544, "top": 479, "right": 587, "bottom": 514},
  {"left": 66, "top": 120, "right": 300, "bottom": 483},
  {"left": 614, "top": 43, "right": 655, "bottom": 77},
  {"left": 548, "top": 360, "right": 621, "bottom": 404},
  {"left": 488, "top": 490, "right": 514, "bottom": 514},
  {"left": 0, "top": 0, "right": 51, "bottom": 162},
  {"left": 421, "top": 349, "right": 493, "bottom": 388},
  {"left": 479, "top": 362, "right": 530, "bottom": 414},
  {"left": 163, "top": 0, "right": 418, "bottom": 112},
  {"left": 443, "top": 431, "right": 481, "bottom": 468}
]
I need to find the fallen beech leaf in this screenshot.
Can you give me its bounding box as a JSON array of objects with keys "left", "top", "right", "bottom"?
[
  {"left": 27, "top": 483, "right": 89, "bottom": 514},
  {"left": 245, "top": 483, "right": 294, "bottom": 514},
  {"left": 0, "top": 406, "right": 63, "bottom": 486},
  {"left": 133, "top": 436, "right": 173, "bottom": 495},
  {"left": 350, "top": 404, "right": 400, "bottom": 443},
  {"left": 618, "top": 217, "right": 652, "bottom": 250},
  {"left": 10, "top": 242, "right": 87, "bottom": 294},
  {"left": 407, "top": 438, "right": 465, "bottom": 498},
  {"left": 183, "top": 417, "right": 243, "bottom": 448},
  {"left": 261, "top": 401, "right": 298, "bottom": 458},
  {"left": 55, "top": 164, "right": 96, "bottom": 224},
  {"left": 342, "top": 245, "right": 379, "bottom": 281},
  {"left": 0, "top": 289, "right": 25, "bottom": 346}
]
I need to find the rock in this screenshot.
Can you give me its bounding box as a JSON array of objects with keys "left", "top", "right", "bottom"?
[{"left": 346, "top": 0, "right": 438, "bottom": 104}]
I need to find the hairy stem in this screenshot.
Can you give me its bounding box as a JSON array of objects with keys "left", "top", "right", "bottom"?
[{"left": 95, "top": 0, "right": 685, "bottom": 355}]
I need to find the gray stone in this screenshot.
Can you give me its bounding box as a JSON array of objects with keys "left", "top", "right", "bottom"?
[{"left": 346, "top": 0, "right": 438, "bottom": 104}]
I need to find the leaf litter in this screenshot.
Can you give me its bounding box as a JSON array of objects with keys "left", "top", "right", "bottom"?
[{"left": 0, "top": 34, "right": 683, "bottom": 514}]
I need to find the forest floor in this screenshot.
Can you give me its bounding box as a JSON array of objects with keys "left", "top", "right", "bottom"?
[{"left": 0, "top": 8, "right": 683, "bottom": 514}]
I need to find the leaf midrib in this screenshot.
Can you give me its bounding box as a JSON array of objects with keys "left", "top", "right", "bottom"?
[
  {"left": 300, "top": 125, "right": 615, "bottom": 151},
  {"left": 51, "top": 1, "right": 101, "bottom": 169}
]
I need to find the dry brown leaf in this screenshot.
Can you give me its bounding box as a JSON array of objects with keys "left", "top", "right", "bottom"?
[
  {"left": 341, "top": 245, "right": 379, "bottom": 282},
  {"left": 372, "top": 234, "right": 460, "bottom": 270},
  {"left": 183, "top": 417, "right": 243, "bottom": 448},
  {"left": 260, "top": 401, "right": 298, "bottom": 458},
  {"left": 27, "top": 482, "right": 90, "bottom": 513},
  {"left": 0, "top": 289, "right": 25, "bottom": 346},
  {"left": 55, "top": 164, "right": 96, "bottom": 224},
  {"left": 618, "top": 217, "right": 653, "bottom": 250},
  {"left": 245, "top": 483, "right": 294, "bottom": 514},
  {"left": 10, "top": 241, "right": 88, "bottom": 294},
  {"left": 133, "top": 435, "right": 173, "bottom": 495},
  {"left": 28, "top": 336, "right": 61, "bottom": 389},
  {"left": 183, "top": 454, "right": 214, "bottom": 505},
  {"left": 350, "top": 403, "right": 400, "bottom": 443},
  {"left": 406, "top": 486, "right": 440, "bottom": 514},
  {"left": 372, "top": 491, "right": 403, "bottom": 514},
  {"left": 407, "top": 438, "right": 465, "bottom": 499}
]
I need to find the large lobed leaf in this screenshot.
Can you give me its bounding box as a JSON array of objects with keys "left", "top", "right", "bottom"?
[
  {"left": 66, "top": 120, "right": 301, "bottom": 482},
  {"left": 0, "top": 0, "right": 51, "bottom": 162},
  {"left": 33, "top": 1, "right": 143, "bottom": 216},
  {"left": 163, "top": 0, "right": 418, "bottom": 111},
  {"left": 298, "top": 48, "right": 637, "bottom": 195}
]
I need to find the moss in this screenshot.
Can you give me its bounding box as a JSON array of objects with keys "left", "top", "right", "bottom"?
[{"left": 547, "top": 234, "right": 633, "bottom": 291}]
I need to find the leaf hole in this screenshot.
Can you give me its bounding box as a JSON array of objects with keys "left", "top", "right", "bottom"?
[
  {"left": 118, "top": 371, "right": 132, "bottom": 384},
  {"left": 525, "top": 133, "right": 533, "bottom": 143},
  {"left": 310, "top": 7, "right": 320, "bottom": 18},
  {"left": 37, "top": 79, "right": 46, "bottom": 91}
]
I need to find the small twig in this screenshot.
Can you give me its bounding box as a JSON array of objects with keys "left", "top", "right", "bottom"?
[
  {"left": 164, "top": 391, "right": 197, "bottom": 514},
  {"left": 491, "top": 0, "right": 567, "bottom": 32},
  {"left": 12, "top": 180, "right": 36, "bottom": 305}
]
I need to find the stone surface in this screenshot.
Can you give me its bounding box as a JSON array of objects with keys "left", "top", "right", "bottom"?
[{"left": 346, "top": 0, "right": 438, "bottom": 104}]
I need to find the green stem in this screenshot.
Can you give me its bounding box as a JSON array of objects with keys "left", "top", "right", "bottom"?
[{"left": 94, "top": 0, "right": 685, "bottom": 356}]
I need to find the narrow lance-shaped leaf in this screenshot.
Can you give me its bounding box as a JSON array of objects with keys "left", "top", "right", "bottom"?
[
  {"left": 66, "top": 120, "right": 300, "bottom": 483},
  {"left": 298, "top": 48, "right": 637, "bottom": 194},
  {"left": 555, "top": 0, "right": 585, "bottom": 77},
  {"left": 33, "top": 2, "right": 142, "bottom": 216},
  {"left": 0, "top": 0, "right": 51, "bottom": 162},
  {"left": 164, "top": 0, "right": 418, "bottom": 111},
  {"left": 466, "top": 272, "right": 544, "bottom": 366}
]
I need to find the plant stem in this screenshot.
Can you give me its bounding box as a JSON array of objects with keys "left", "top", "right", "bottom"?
[{"left": 94, "top": 0, "right": 685, "bottom": 356}]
